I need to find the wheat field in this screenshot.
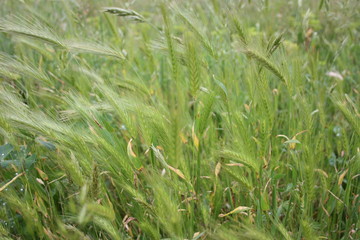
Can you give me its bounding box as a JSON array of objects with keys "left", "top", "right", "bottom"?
[{"left": 0, "top": 0, "right": 359, "bottom": 239}]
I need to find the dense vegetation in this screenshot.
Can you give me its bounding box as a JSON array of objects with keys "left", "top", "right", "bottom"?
[{"left": 0, "top": 0, "right": 359, "bottom": 239}]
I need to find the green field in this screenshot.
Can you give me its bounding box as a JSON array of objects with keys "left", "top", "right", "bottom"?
[{"left": 0, "top": 0, "right": 359, "bottom": 239}]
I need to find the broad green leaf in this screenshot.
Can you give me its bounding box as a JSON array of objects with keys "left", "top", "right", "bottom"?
[{"left": 0, "top": 144, "right": 14, "bottom": 161}]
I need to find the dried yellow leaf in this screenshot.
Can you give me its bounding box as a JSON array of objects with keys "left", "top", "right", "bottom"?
[
  {"left": 35, "top": 167, "right": 49, "bottom": 181},
  {"left": 127, "top": 139, "right": 137, "bottom": 157},
  {"left": 218, "top": 206, "right": 251, "bottom": 217},
  {"left": 226, "top": 163, "right": 245, "bottom": 167},
  {"left": 179, "top": 132, "right": 188, "bottom": 144},
  {"left": 289, "top": 137, "right": 297, "bottom": 150},
  {"left": 192, "top": 125, "right": 199, "bottom": 150},
  {"left": 168, "top": 165, "right": 186, "bottom": 180},
  {"left": 156, "top": 145, "right": 164, "bottom": 151},
  {"left": 215, "top": 162, "right": 221, "bottom": 177},
  {"left": 338, "top": 169, "right": 348, "bottom": 186}
]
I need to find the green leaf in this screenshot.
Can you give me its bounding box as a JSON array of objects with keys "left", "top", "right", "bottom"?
[
  {"left": 25, "top": 154, "right": 36, "bottom": 169},
  {"left": 36, "top": 139, "right": 56, "bottom": 151},
  {"left": 284, "top": 139, "right": 301, "bottom": 144},
  {"left": 0, "top": 144, "right": 14, "bottom": 161},
  {"left": 0, "top": 160, "right": 21, "bottom": 168},
  {"left": 0, "top": 154, "right": 36, "bottom": 169}
]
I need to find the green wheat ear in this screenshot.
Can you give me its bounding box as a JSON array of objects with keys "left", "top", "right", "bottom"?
[
  {"left": 197, "top": 92, "right": 216, "bottom": 135},
  {"left": 185, "top": 36, "right": 201, "bottom": 99},
  {"left": 161, "top": 3, "right": 179, "bottom": 83},
  {"left": 243, "top": 49, "right": 287, "bottom": 83},
  {"left": 232, "top": 16, "right": 247, "bottom": 46},
  {"left": 0, "top": 52, "right": 52, "bottom": 85},
  {"left": 0, "top": 16, "right": 125, "bottom": 60},
  {"left": 103, "top": 7, "right": 145, "bottom": 22},
  {"left": 0, "top": 16, "right": 65, "bottom": 47},
  {"left": 172, "top": 3, "right": 216, "bottom": 58},
  {"left": 331, "top": 95, "right": 360, "bottom": 137}
]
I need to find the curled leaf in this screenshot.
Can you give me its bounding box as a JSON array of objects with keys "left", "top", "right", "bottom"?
[
  {"left": 215, "top": 162, "right": 221, "bottom": 177},
  {"left": 35, "top": 167, "right": 49, "bottom": 181},
  {"left": 168, "top": 165, "right": 186, "bottom": 180},
  {"left": 218, "top": 206, "right": 251, "bottom": 218},
  {"left": 338, "top": 169, "right": 348, "bottom": 186},
  {"left": 127, "top": 139, "right": 137, "bottom": 157},
  {"left": 285, "top": 139, "right": 301, "bottom": 149},
  {"left": 36, "top": 178, "right": 45, "bottom": 185}
]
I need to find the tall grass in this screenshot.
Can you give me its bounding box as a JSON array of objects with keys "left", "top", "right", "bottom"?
[{"left": 0, "top": 0, "right": 359, "bottom": 239}]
